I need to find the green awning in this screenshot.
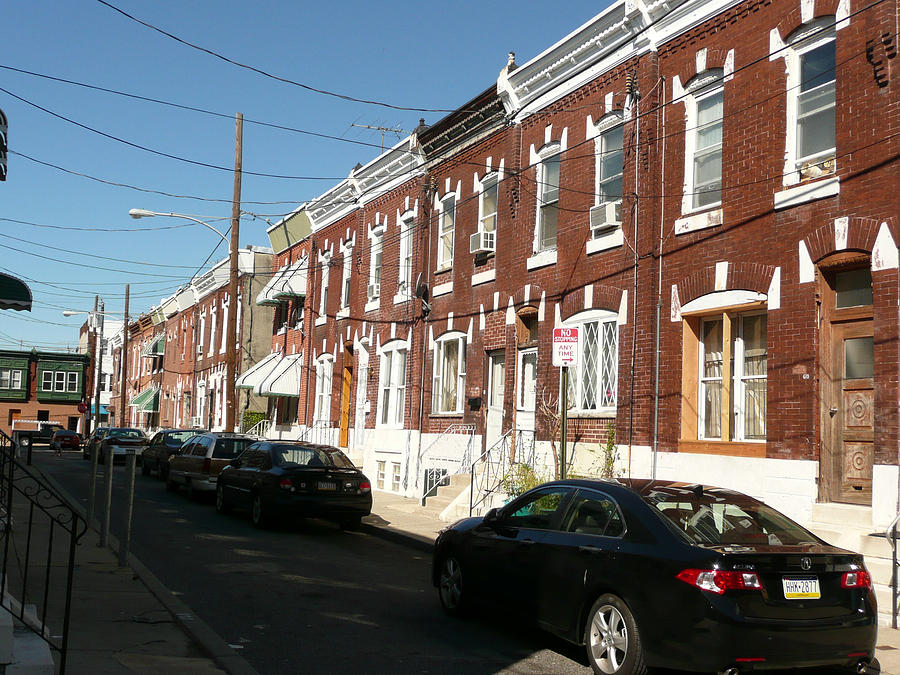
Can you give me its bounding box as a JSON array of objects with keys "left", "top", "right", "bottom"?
[
  {"left": 129, "top": 387, "right": 160, "bottom": 412},
  {"left": 141, "top": 334, "right": 165, "bottom": 358},
  {"left": 0, "top": 273, "right": 32, "bottom": 311}
]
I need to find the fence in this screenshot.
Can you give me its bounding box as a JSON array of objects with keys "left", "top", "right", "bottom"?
[
  {"left": 0, "top": 429, "right": 87, "bottom": 673},
  {"left": 419, "top": 424, "right": 476, "bottom": 505}
]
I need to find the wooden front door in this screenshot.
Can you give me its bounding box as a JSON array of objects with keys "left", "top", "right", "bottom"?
[
  {"left": 339, "top": 363, "right": 352, "bottom": 448},
  {"left": 485, "top": 351, "right": 505, "bottom": 451},
  {"left": 820, "top": 263, "right": 874, "bottom": 505}
]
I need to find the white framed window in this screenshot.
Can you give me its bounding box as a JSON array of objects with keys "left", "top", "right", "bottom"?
[
  {"left": 478, "top": 174, "right": 498, "bottom": 235},
  {"left": 368, "top": 224, "right": 384, "bottom": 301},
  {"left": 536, "top": 145, "right": 560, "bottom": 252},
  {"left": 698, "top": 312, "right": 767, "bottom": 441},
  {"left": 564, "top": 310, "right": 619, "bottom": 413},
  {"left": 437, "top": 194, "right": 456, "bottom": 269},
  {"left": 219, "top": 300, "right": 229, "bottom": 354},
  {"left": 197, "top": 312, "right": 206, "bottom": 355},
  {"left": 432, "top": 332, "right": 466, "bottom": 414},
  {"left": 340, "top": 244, "right": 353, "bottom": 309},
  {"left": 681, "top": 73, "right": 723, "bottom": 213},
  {"left": 595, "top": 119, "right": 624, "bottom": 227},
  {"left": 66, "top": 371, "right": 79, "bottom": 393},
  {"left": 207, "top": 306, "right": 217, "bottom": 358},
  {"left": 314, "top": 356, "right": 334, "bottom": 422},
  {"left": 391, "top": 462, "right": 401, "bottom": 492},
  {"left": 0, "top": 369, "right": 22, "bottom": 389},
  {"left": 319, "top": 252, "right": 331, "bottom": 317},
  {"left": 376, "top": 460, "right": 386, "bottom": 490},
  {"left": 783, "top": 19, "right": 836, "bottom": 184},
  {"left": 41, "top": 370, "right": 79, "bottom": 393},
  {"left": 398, "top": 214, "right": 414, "bottom": 297},
  {"left": 377, "top": 342, "right": 407, "bottom": 428}
]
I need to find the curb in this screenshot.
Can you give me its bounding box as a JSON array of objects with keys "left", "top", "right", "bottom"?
[
  {"left": 39, "top": 468, "right": 259, "bottom": 675},
  {"left": 359, "top": 518, "right": 435, "bottom": 555}
]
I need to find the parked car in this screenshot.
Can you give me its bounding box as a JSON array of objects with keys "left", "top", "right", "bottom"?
[
  {"left": 97, "top": 428, "right": 147, "bottom": 463},
  {"left": 49, "top": 429, "right": 81, "bottom": 453},
  {"left": 166, "top": 432, "right": 255, "bottom": 498},
  {"left": 13, "top": 422, "right": 64, "bottom": 450},
  {"left": 82, "top": 427, "right": 109, "bottom": 461},
  {"left": 215, "top": 441, "right": 372, "bottom": 529},
  {"left": 142, "top": 429, "right": 205, "bottom": 479},
  {"left": 433, "top": 479, "right": 877, "bottom": 675}
]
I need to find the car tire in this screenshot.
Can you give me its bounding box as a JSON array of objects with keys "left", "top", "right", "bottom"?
[
  {"left": 584, "top": 594, "right": 646, "bottom": 675},
  {"left": 215, "top": 484, "right": 231, "bottom": 514},
  {"left": 250, "top": 494, "right": 267, "bottom": 529},
  {"left": 437, "top": 555, "right": 468, "bottom": 617},
  {"left": 19, "top": 436, "right": 31, "bottom": 450}
]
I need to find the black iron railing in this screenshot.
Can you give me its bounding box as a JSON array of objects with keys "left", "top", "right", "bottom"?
[
  {"left": 888, "top": 512, "right": 899, "bottom": 629},
  {"left": 0, "top": 429, "right": 87, "bottom": 673}
]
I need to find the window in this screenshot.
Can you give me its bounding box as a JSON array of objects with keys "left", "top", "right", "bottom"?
[
  {"left": 66, "top": 371, "right": 79, "bottom": 393},
  {"left": 437, "top": 194, "right": 456, "bottom": 269},
  {"left": 479, "top": 174, "right": 498, "bottom": 234},
  {"left": 0, "top": 369, "right": 22, "bottom": 389},
  {"left": 398, "top": 215, "right": 414, "bottom": 296},
  {"left": 314, "top": 357, "right": 333, "bottom": 422},
  {"left": 432, "top": 333, "right": 466, "bottom": 414},
  {"left": 341, "top": 245, "right": 353, "bottom": 309},
  {"left": 369, "top": 226, "right": 384, "bottom": 300},
  {"left": 378, "top": 343, "right": 407, "bottom": 427},
  {"left": 41, "top": 370, "right": 78, "bottom": 393},
  {"left": 565, "top": 311, "right": 618, "bottom": 413},
  {"left": 391, "top": 462, "right": 401, "bottom": 492},
  {"left": 198, "top": 313, "right": 206, "bottom": 354},
  {"left": 504, "top": 487, "right": 571, "bottom": 530},
  {"left": 376, "top": 460, "right": 386, "bottom": 490},
  {"left": 698, "top": 313, "right": 767, "bottom": 441},
  {"left": 692, "top": 89, "right": 723, "bottom": 208},
  {"left": 537, "top": 150, "right": 560, "bottom": 251},
  {"left": 564, "top": 492, "right": 625, "bottom": 537},
  {"left": 596, "top": 119, "right": 623, "bottom": 227},
  {"left": 518, "top": 349, "right": 537, "bottom": 411},
  {"left": 276, "top": 396, "right": 298, "bottom": 426},
  {"left": 208, "top": 307, "right": 217, "bottom": 358},
  {"left": 319, "top": 254, "right": 331, "bottom": 317}
]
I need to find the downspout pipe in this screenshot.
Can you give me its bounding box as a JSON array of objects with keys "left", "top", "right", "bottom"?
[{"left": 652, "top": 76, "right": 666, "bottom": 481}]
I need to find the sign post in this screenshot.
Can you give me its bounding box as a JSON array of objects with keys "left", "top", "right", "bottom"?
[{"left": 552, "top": 328, "right": 579, "bottom": 479}]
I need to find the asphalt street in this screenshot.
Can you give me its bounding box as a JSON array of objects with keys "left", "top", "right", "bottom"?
[{"left": 37, "top": 452, "right": 597, "bottom": 675}]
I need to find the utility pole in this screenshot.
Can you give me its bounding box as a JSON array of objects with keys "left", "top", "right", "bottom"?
[
  {"left": 93, "top": 298, "right": 104, "bottom": 433},
  {"left": 225, "top": 113, "right": 243, "bottom": 432},
  {"left": 120, "top": 284, "right": 129, "bottom": 426}
]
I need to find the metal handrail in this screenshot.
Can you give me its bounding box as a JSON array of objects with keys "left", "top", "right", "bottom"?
[
  {"left": 298, "top": 420, "right": 331, "bottom": 445},
  {"left": 469, "top": 429, "right": 512, "bottom": 515},
  {"left": 419, "top": 424, "right": 476, "bottom": 504},
  {"left": 244, "top": 418, "right": 271, "bottom": 438},
  {"left": 886, "top": 511, "right": 900, "bottom": 629},
  {"left": 0, "top": 428, "right": 87, "bottom": 673}
]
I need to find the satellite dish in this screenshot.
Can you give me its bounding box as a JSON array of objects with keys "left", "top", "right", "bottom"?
[{"left": 414, "top": 273, "right": 429, "bottom": 301}]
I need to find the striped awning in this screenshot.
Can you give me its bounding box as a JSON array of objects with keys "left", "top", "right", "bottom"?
[
  {"left": 256, "top": 257, "right": 307, "bottom": 306},
  {"left": 235, "top": 352, "right": 282, "bottom": 390},
  {"left": 129, "top": 387, "right": 160, "bottom": 412},
  {"left": 141, "top": 334, "right": 165, "bottom": 358},
  {"left": 258, "top": 354, "right": 304, "bottom": 397}
]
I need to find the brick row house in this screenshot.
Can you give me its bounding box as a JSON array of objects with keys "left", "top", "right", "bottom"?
[
  {"left": 108, "top": 247, "right": 274, "bottom": 432},
  {"left": 117, "top": 0, "right": 900, "bottom": 535}
]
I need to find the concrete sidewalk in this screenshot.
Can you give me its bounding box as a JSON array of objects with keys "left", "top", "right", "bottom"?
[{"left": 27, "top": 468, "right": 900, "bottom": 674}]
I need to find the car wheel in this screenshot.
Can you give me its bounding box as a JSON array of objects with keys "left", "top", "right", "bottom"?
[
  {"left": 215, "top": 484, "right": 231, "bottom": 514},
  {"left": 584, "top": 594, "right": 646, "bottom": 675},
  {"left": 19, "top": 436, "right": 31, "bottom": 449},
  {"left": 250, "top": 494, "right": 267, "bottom": 529},
  {"left": 438, "top": 555, "right": 468, "bottom": 617}
]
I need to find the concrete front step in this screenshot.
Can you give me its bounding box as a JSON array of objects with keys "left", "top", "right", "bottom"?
[
  {"left": 6, "top": 627, "right": 54, "bottom": 675},
  {"left": 810, "top": 502, "right": 873, "bottom": 528}
]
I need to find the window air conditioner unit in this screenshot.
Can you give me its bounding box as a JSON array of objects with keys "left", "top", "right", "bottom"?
[
  {"left": 589, "top": 202, "right": 620, "bottom": 238},
  {"left": 469, "top": 230, "right": 496, "bottom": 254},
  {"left": 367, "top": 282, "right": 380, "bottom": 299}
]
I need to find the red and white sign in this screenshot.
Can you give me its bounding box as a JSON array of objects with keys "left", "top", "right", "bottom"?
[
  {"left": 77, "top": 402, "right": 88, "bottom": 414},
  {"left": 552, "top": 327, "right": 579, "bottom": 367}
]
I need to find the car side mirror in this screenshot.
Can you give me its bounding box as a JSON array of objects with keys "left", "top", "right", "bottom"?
[
  {"left": 483, "top": 507, "right": 500, "bottom": 524},
  {"left": 230, "top": 459, "right": 242, "bottom": 468}
]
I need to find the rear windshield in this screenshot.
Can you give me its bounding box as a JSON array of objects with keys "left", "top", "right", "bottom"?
[
  {"left": 165, "top": 431, "right": 197, "bottom": 446},
  {"left": 643, "top": 488, "right": 819, "bottom": 547},
  {"left": 273, "top": 445, "right": 355, "bottom": 469},
  {"left": 108, "top": 429, "right": 144, "bottom": 439},
  {"left": 213, "top": 438, "right": 254, "bottom": 459}
]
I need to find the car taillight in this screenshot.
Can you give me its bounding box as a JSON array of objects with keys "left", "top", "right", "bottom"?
[
  {"left": 279, "top": 478, "right": 293, "bottom": 490},
  {"left": 202, "top": 457, "right": 211, "bottom": 474},
  {"left": 841, "top": 570, "right": 872, "bottom": 589},
  {"left": 676, "top": 568, "right": 763, "bottom": 594},
  {"left": 359, "top": 480, "right": 371, "bottom": 493}
]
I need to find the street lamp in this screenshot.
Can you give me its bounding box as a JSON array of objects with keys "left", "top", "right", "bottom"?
[{"left": 129, "top": 208, "right": 240, "bottom": 432}]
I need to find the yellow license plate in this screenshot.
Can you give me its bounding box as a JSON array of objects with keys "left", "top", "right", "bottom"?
[{"left": 782, "top": 577, "right": 820, "bottom": 599}]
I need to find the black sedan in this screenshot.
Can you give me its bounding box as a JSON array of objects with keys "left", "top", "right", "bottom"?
[
  {"left": 216, "top": 441, "right": 372, "bottom": 529},
  {"left": 433, "top": 479, "right": 876, "bottom": 675}
]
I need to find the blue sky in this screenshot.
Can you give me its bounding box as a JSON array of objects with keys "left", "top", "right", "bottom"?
[{"left": 1, "top": 1, "right": 608, "bottom": 350}]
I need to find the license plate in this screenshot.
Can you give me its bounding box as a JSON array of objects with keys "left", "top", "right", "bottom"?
[
  {"left": 318, "top": 481, "right": 337, "bottom": 491},
  {"left": 782, "top": 577, "right": 820, "bottom": 599}
]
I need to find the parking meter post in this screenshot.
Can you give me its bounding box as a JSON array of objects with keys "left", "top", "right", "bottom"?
[
  {"left": 87, "top": 446, "right": 99, "bottom": 525},
  {"left": 119, "top": 450, "right": 136, "bottom": 567},
  {"left": 100, "top": 446, "right": 113, "bottom": 548}
]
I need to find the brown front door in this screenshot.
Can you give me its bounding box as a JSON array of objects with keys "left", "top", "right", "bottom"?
[
  {"left": 820, "top": 263, "right": 874, "bottom": 505},
  {"left": 339, "top": 364, "right": 352, "bottom": 448}
]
